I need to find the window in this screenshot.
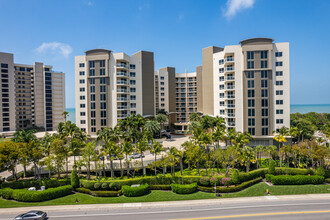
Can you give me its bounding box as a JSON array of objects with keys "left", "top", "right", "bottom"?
[
  {"left": 247, "top": 51, "right": 254, "bottom": 59},
  {"left": 130, "top": 95, "right": 136, "bottom": 100},
  {"left": 220, "top": 93, "right": 225, "bottom": 98},
  {"left": 219, "top": 76, "right": 224, "bottom": 81},
  {"left": 80, "top": 88, "right": 85, "bottom": 92},
  {"left": 219, "top": 85, "right": 224, "bottom": 90},
  {"left": 262, "top": 109, "right": 268, "bottom": 116},
  {"left": 101, "top": 119, "right": 107, "bottom": 126},
  {"left": 79, "top": 63, "right": 85, "bottom": 68},
  {"left": 248, "top": 109, "right": 255, "bottom": 116},
  {"left": 90, "top": 94, "right": 95, "bottom": 101},
  {"left": 261, "top": 70, "right": 268, "bottom": 78},
  {"left": 160, "top": 76, "right": 164, "bottom": 80},
  {"left": 248, "top": 99, "right": 255, "bottom": 107},
  {"left": 248, "top": 118, "right": 255, "bottom": 126},
  {"left": 160, "top": 87, "right": 165, "bottom": 91},
  {"left": 100, "top": 102, "right": 106, "bottom": 109},
  {"left": 275, "top": 52, "right": 283, "bottom": 57},
  {"left": 247, "top": 80, "right": 254, "bottom": 88},
  {"left": 248, "top": 89, "right": 255, "bottom": 97},
  {"left": 160, "top": 92, "right": 165, "bottom": 96},
  {"left": 276, "top": 71, "right": 283, "bottom": 76},
  {"left": 100, "top": 60, "right": 105, "bottom": 67},
  {"left": 262, "top": 128, "right": 268, "bottom": 136},
  {"left": 247, "top": 61, "right": 254, "bottom": 69},
  {"left": 100, "top": 77, "right": 106, "bottom": 84},
  {"left": 276, "top": 90, "right": 283, "bottom": 95},
  {"left": 130, "top": 88, "right": 136, "bottom": 92},
  {"left": 219, "top": 68, "right": 224, "bottom": 73},
  {"left": 276, "top": 109, "right": 284, "bottom": 114},
  {"left": 276, "top": 81, "right": 283, "bottom": 86},
  {"left": 276, "top": 61, "right": 283, "bottom": 66},
  {"left": 262, "top": 99, "right": 268, "bottom": 107},
  {"left": 276, "top": 100, "right": 283, "bottom": 105},
  {"left": 219, "top": 59, "right": 224, "bottom": 65},
  {"left": 79, "top": 79, "right": 85, "bottom": 84},
  {"left": 80, "top": 96, "right": 85, "bottom": 100},
  {"left": 100, "top": 94, "right": 106, "bottom": 101},
  {"left": 130, "top": 64, "right": 136, "bottom": 69},
  {"left": 262, "top": 118, "right": 268, "bottom": 126},
  {"left": 91, "top": 127, "right": 96, "bottom": 132},
  {"left": 90, "top": 86, "right": 95, "bottom": 93},
  {"left": 261, "top": 80, "right": 268, "bottom": 88},
  {"left": 130, "top": 72, "right": 136, "bottom": 77},
  {"left": 89, "top": 78, "right": 95, "bottom": 84},
  {"left": 1, "top": 63, "right": 8, "bottom": 68},
  {"left": 130, "top": 80, "right": 136, "bottom": 85},
  {"left": 248, "top": 128, "right": 255, "bottom": 135},
  {"left": 100, "top": 86, "right": 106, "bottom": 92},
  {"left": 91, "top": 111, "right": 96, "bottom": 118},
  {"left": 79, "top": 71, "right": 85, "bottom": 76},
  {"left": 261, "top": 60, "right": 268, "bottom": 68},
  {"left": 160, "top": 82, "right": 164, "bottom": 85},
  {"left": 91, "top": 103, "right": 95, "bottom": 109},
  {"left": 220, "top": 110, "right": 225, "bottom": 115},
  {"left": 80, "top": 112, "right": 86, "bottom": 116},
  {"left": 89, "top": 69, "right": 95, "bottom": 76},
  {"left": 161, "top": 98, "right": 165, "bottom": 101},
  {"left": 80, "top": 104, "right": 85, "bottom": 108},
  {"left": 276, "top": 119, "right": 284, "bottom": 124},
  {"left": 101, "top": 111, "right": 107, "bottom": 117},
  {"left": 246, "top": 71, "right": 254, "bottom": 78},
  {"left": 80, "top": 120, "right": 86, "bottom": 124},
  {"left": 219, "top": 101, "right": 225, "bottom": 106},
  {"left": 91, "top": 119, "right": 96, "bottom": 126},
  {"left": 260, "top": 51, "right": 268, "bottom": 59},
  {"left": 100, "top": 69, "right": 105, "bottom": 75},
  {"left": 89, "top": 61, "right": 95, "bottom": 68},
  {"left": 261, "top": 89, "right": 268, "bottom": 97},
  {"left": 131, "top": 103, "right": 136, "bottom": 108}
]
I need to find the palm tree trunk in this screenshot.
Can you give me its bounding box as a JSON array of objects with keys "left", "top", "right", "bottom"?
[
  {"left": 216, "top": 161, "right": 219, "bottom": 174},
  {"left": 103, "top": 159, "right": 105, "bottom": 177},
  {"left": 154, "top": 154, "right": 157, "bottom": 176},
  {"left": 180, "top": 158, "right": 183, "bottom": 176},
  {"left": 23, "top": 165, "right": 26, "bottom": 178},
  {"left": 126, "top": 155, "right": 130, "bottom": 179},
  {"left": 140, "top": 156, "right": 144, "bottom": 177},
  {"left": 120, "top": 159, "right": 123, "bottom": 177},
  {"left": 197, "top": 162, "right": 200, "bottom": 176},
  {"left": 110, "top": 158, "right": 114, "bottom": 180},
  {"left": 87, "top": 157, "right": 90, "bottom": 180},
  {"left": 66, "top": 156, "right": 68, "bottom": 179}
]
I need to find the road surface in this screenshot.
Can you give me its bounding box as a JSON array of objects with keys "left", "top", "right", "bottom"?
[{"left": 1, "top": 194, "right": 330, "bottom": 219}]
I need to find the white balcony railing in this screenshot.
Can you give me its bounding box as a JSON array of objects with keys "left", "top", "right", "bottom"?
[
  {"left": 117, "top": 89, "right": 128, "bottom": 93},
  {"left": 225, "top": 57, "right": 234, "bottom": 62},
  {"left": 226, "top": 76, "right": 235, "bottom": 80},
  {"left": 116, "top": 72, "right": 129, "bottom": 77},
  {"left": 226, "top": 86, "right": 235, "bottom": 90},
  {"left": 116, "top": 63, "right": 129, "bottom": 69}
]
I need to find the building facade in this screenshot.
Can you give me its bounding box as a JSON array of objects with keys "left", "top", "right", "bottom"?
[
  {"left": 0, "top": 52, "right": 65, "bottom": 133},
  {"left": 199, "top": 38, "right": 290, "bottom": 145},
  {"left": 75, "top": 49, "right": 154, "bottom": 135}
]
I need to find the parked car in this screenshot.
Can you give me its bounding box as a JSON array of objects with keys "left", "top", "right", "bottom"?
[
  {"left": 129, "top": 152, "right": 144, "bottom": 159},
  {"left": 107, "top": 154, "right": 118, "bottom": 160},
  {"left": 14, "top": 210, "right": 47, "bottom": 220}
]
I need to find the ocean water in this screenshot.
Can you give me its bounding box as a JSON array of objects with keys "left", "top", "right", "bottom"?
[{"left": 65, "top": 104, "right": 330, "bottom": 124}]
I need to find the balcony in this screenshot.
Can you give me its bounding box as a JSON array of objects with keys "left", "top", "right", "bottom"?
[
  {"left": 225, "top": 67, "right": 235, "bottom": 72},
  {"left": 116, "top": 72, "right": 129, "bottom": 77},
  {"left": 117, "top": 114, "right": 129, "bottom": 119},
  {"left": 227, "top": 113, "right": 235, "bottom": 117},
  {"left": 225, "top": 57, "right": 234, "bottom": 62},
  {"left": 226, "top": 76, "right": 235, "bottom": 80},
  {"left": 226, "top": 86, "right": 235, "bottom": 90},
  {"left": 117, "top": 89, "right": 128, "bottom": 93},
  {"left": 228, "top": 122, "right": 236, "bottom": 126},
  {"left": 116, "top": 63, "right": 129, "bottom": 69},
  {"left": 117, "top": 97, "right": 129, "bottom": 101},
  {"left": 117, "top": 81, "right": 129, "bottom": 85},
  {"left": 226, "top": 104, "right": 235, "bottom": 108},
  {"left": 226, "top": 95, "right": 235, "bottom": 99},
  {"left": 117, "top": 106, "right": 130, "bottom": 110}
]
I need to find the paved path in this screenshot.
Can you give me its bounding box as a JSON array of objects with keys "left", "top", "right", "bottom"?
[{"left": 1, "top": 194, "right": 330, "bottom": 219}]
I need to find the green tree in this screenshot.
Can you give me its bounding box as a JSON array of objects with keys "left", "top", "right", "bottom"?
[
  {"left": 155, "top": 114, "right": 168, "bottom": 134},
  {"left": 62, "top": 111, "right": 69, "bottom": 122},
  {"left": 122, "top": 141, "right": 133, "bottom": 178},
  {"left": 189, "top": 112, "right": 200, "bottom": 122},
  {"left": 13, "top": 129, "right": 37, "bottom": 143},
  {"left": 50, "top": 138, "right": 66, "bottom": 179},
  {"left": 255, "top": 145, "right": 264, "bottom": 169},
  {"left": 81, "top": 141, "right": 97, "bottom": 180},
  {"left": 149, "top": 140, "right": 165, "bottom": 176},
  {"left": 135, "top": 136, "right": 149, "bottom": 176},
  {"left": 144, "top": 120, "right": 161, "bottom": 138},
  {"left": 0, "top": 141, "right": 21, "bottom": 181},
  {"left": 71, "top": 169, "right": 79, "bottom": 188}
]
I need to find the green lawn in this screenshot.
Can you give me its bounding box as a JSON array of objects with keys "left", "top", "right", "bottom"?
[{"left": 1, "top": 183, "right": 330, "bottom": 208}]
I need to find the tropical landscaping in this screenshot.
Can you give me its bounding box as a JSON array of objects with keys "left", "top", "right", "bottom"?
[{"left": 0, "top": 112, "right": 329, "bottom": 206}]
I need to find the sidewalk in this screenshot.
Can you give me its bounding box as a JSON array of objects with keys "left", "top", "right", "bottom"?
[{"left": 1, "top": 193, "right": 330, "bottom": 215}]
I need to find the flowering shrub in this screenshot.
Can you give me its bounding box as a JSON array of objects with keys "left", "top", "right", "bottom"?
[
  {"left": 221, "top": 177, "right": 231, "bottom": 186},
  {"left": 199, "top": 177, "right": 210, "bottom": 186},
  {"left": 210, "top": 177, "right": 219, "bottom": 186}
]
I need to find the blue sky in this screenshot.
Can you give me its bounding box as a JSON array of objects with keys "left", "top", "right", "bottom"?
[{"left": 0, "top": 0, "right": 329, "bottom": 108}]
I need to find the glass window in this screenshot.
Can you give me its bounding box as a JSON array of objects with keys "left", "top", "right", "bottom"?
[
  {"left": 276, "top": 81, "right": 283, "bottom": 86},
  {"left": 247, "top": 80, "right": 254, "bottom": 88},
  {"left": 80, "top": 96, "right": 85, "bottom": 100},
  {"left": 248, "top": 109, "right": 255, "bottom": 116},
  {"left": 91, "top": 111, "right": 96, "bottom": 117},
  {"left": 247, "top": 51, "right": 254, "bottom": 59},
  {"left": 248, "top": 118, "right": 255, "bottom": 126},
  {"left": 262, "top": 109, "right": 268, "bottom": 116},
  {"left": 130, "top": 72, "right": 136, "bottom": 77},
  {"left": 1, "top": 63, "right": 8, "bottom": 68},
  {"left": 100, "top": 94, "right": 106, "bottom": 101},
  {"left": 90, "top": 86, "right": 95, "bottom": 93},
  {"left": 130, "top": 88, "right": 136, "bottom": 92},
  {"left": 79, "top": 71, "right": 85, "bottom": 76},
  {"left": 100, "top": 69, "right": 105, "bottom": 75},
  {"left": 101, "top": 119, "right": 107, "bottom": 126},
  {"left": 89, "top": 78, "right": 95, "bottom": 84},
  {"left": 260, "top": 51, "right": 268, "bottom": 59},
  {"left": 276, "top": 109, "right": 284, "bottom": 114},
  {"left": 79, "top": 79, "right": 85, "bottom": 84},
  {"left": 276, "top": 100, "right": 283, "bottom": 105},
  {"left": 275, "top": 52, "right": 283, "bottom": 57},
  {"left": 160, "top": 76, "right": 164, "bottom": 80},
  {"left": 89, "top": 69, "right": 95, "bottom": 76},
  {"left": 248, "top": 89, "right": 255, "bottom": 97},
  {"left": 246, "top": 71, "right": 254, "bottom": 78},
  {"left": 261, "top": 80, "right": 268, "bottom": 88},
  {"left": 101, "top": 111, "right": 107, "bottom": 118},
  {"left": 261, "top": 70, "right": 268, "bottom": 78},
  {"left": 89, "top": 61, "right": 95, "bottom": 68},
  {"left": 80, "top": 104, "right": 85, "bottom": 108},
  {"left": 80, "top": 88, "right": 85, "bottom": 92},
  {"left": 276, "top": 61, "right": 283, "bottom": 66},
  {"left": 100, "top": 77, "right": 106, "bottom": 84},
  {"left": 100, "top": 102, "right": 106, "bottom": 109},
  {"left": 80, "top": 120, "right": 86, "bottom": 124},
  {"left": 130, "top": 95, "right": 136, "bottom": 100},
  {"left": 261, "top": 60, "right": 268, "bottom": 68},
  {"left": 80, "top": 112, "right": 86, "bottom": 116},
  {"left": 91, "top": 127, "right": 96, "bottom": 132},
  {"left": 276, "top": 119, "right": 284, "bottom": 124},
  {"left": 248, "top": 99, "right": 255, "bottom": 107},
  {"left": 91, "top": 119, "right": 96, "bottom": 126},
  {"left": 130, "top": 64, "right": 136, "bottom": 69},
  {"left": 91, "top": 102, "right": 95, "bottom": 109},
  {"left": 262, "top": 128, "right": 268, "bottom": 135},
  {"left": 248, "top": 128, "right": 255, "bottom": 135},
  {"left": 276, "top": 90, "right": 283, "bottom": 95},
  {"left": 100, "top": 60, "right": 105, "bottom": 67},
  {"left": 262, "top": 118, "right": 268, "bottom": 126},
  {"left": 261, "top": 89, "right": 268, "bottom": 97},
  {"left": 261, "top": 99, "right": 268, "bottom": 107},
  {"left": 247, "top": 61, "right": 254, "bottom": 69},
  {"left": 219, "top": 68, "right": 224, "bottom": 73},
  {"left": 90, "top": 94, "right": 95, "bottom": 101},
  {"left": 219, "top": 59, "right": 224, "bottom": 65},
  {"left": 100, "top": 86, "right": 106, "bottom": 92},
  {"left": 276, "top": 71, "right": 283, "bottom": 76},
  {"left": 130, "top": 80, "right": 136, "bottom": 85},
  {"left": 79, "top": 63, "right": 85, "bottom": 68}
]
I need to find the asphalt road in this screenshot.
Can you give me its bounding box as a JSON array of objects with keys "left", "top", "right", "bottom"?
[{"left": 2, "top": 197, "right": 330, "bottom": 220}]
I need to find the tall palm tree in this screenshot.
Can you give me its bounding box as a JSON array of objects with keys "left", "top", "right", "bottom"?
[
  {"left": 255, "top": 145, "right": 264, "bottom": 168},
  {"left": 144, "top": 120, "right": 160, "bottom": 138},
  {"left": 82, "top": 141, "right": 97, "bottom": 180},
  {"left": 155, "top": 114, "right": 168, "bottom": 134},
  {"left": 189, "top": 112, "right": 200, "bottom": 122},
  {"left": 225, "top": 128, "right": 238, "bottom": 147},
  {"left": 149, "top": 140, "right": 165, "bottom": 176},
  {"left": 135, "top": 135, "right": 149, "bottom": 176},
  {"left": 266, "top": 145, "right": 277, "bottom": 162},
  {"left": 122, "top": 141, "right": 133, "bottom": 178},
  {"left": 62, "top": 111, "right": 69, "bottom": 122},
  {"left": 242, "top": 146, "right": 254, "bottom": 172},
  {"left": 13, "top": 129, "right": 37, "bottom": 143}
]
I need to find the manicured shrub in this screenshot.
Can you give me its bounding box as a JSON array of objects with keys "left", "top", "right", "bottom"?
[
  {"left": 325, "top": 170, "right": 330, "bottom": 178},
  {"left": 325, "top": 178, "right": 330, "bottom": 183},
  {"left": 231, "top": 170, "right": 239, "bottom": 185},
  {"left": 149, "top": 185, "right": 171, "bottom": 190},
  {"left": 269, "top": 160, "right": 276, "bottom": 175},
  {"left": 221, "top": 178, "right": 231, "bottom": 186},
  {"left": 265, "top": 174, "right": 273, "bottom": 182},
  {"left": 199, "top": 177, "right": 210, "bottom": 186},
  {"left": 90, "top": 190, "right": 121, "bottom": 197},
  {"left": 101, "top": 182, "right": 109, "bottom": 190},
  {"left": 122, "top": 184, "right": 149, "bottom": 197},
  {"left": 238, "top": 168, "right": 268, "bottom": 183},
  {"left": 210, "top": 177, "right": 219, "bottom": 186},
  {"left": 71, "top": 170, "right": 80, "bottom": 188},
  {"left": 94, "top": 183, "right": 101, "bottom": 190},
  {"left": 198, "top": 177, "right": 262, "bottom": 193},
  {"left": 0, "top": 188, "right": 14, "bottom": 199},
  {"left": 275, "top": 168, "right": 313, "bottom": 176},
  {"left": 7, "top": 185, "right": 73, "bottom": 202},
  {"left": 1, "top": 178, "right": 71, "bottom": 189},
  {"left": 316, "top": 167, "right": 325, "bottom": 177},
  {"left": 271, "top": 175, "right": 324, "bottom": 185},
  {"left": 75, "top": 187, "right": 91, "bottom": 195},
  {"left": 171, "top": 183, "right": 197, "bottom": 194}
]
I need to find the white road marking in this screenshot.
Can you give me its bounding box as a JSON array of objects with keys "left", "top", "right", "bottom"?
[{"left": 265, "top": 196, "right": 279, "bottom": 200}]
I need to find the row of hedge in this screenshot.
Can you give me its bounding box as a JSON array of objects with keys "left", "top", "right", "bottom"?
[
  {"left": 0, "top": 185, "right": 73, "bottom": 202},
  {"left": 121, "top": 184, "right": 149, "bottom": 197},
  {"left": 198, "top": 177, "right": 262, "bottom": 193},
  {"left": 75, "top": 188, "right": 121, "bottom": 197},
  {"left": 1, "top": 179, "right": 71, "bottom": 189},
  {"left": 266, "top": 175, "right": 325, "bottom": 185},
  {"left": 170, "top": 183, "right": 198, "bottom": 194}
]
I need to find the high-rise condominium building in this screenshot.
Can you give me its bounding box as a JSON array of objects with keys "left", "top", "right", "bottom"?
[
  {"left": 75, "top": 49, "right": 154, "bottom": 135},
  {"left": 199, "top": 38, "right": 290, "bottom": 145},
  {"left": 0, "top": 52, "right": 65, "bottom": 133},
  {"left": 154, "top": 67, "right": 200, "bottom": 131}
]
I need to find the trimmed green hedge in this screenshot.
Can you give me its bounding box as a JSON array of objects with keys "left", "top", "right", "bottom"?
[
  {"left": 75, "top": 187, "right": 121, "bottom": 197},
  {"left": 274, "top": 168, "right": 313, "bottom": 176},
  {"left": 270, "top": 175, "right": 324, "bottom": 185},
  {"left": 121, "top": 184, "right": 149, "bottom": 197},
  {"left": 198, "top": 177, "right": 262, "bottom": 193},
  {"left": 149, "top": 185, "right": 171, "bottom": 190},
  {"left": 325, "top": 178, "right": 330, "bottom": 183},
  {"left": 171, "top": 183, "right": 198, "bottom": 194},
  {"left": 0, "top": 185, "right": 73, "bottom": 202},
  {"left": 238, "top": 169, "right": 268, "bottom": 183},
  {"left": 1, "top": 179, "right": 71, "bottom": 189}
]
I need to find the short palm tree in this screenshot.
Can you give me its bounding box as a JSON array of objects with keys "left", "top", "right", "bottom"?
[{"left": 149, "top": 140, "right": 165, "bottom": 176}]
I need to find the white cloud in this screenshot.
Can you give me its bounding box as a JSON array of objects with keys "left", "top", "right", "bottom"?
[
  {"left": 35, "top": 42, "right": 72, "bottom": 58},
  {"left": 223, "top": 0, "right": 255, "bottom": 19}
]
